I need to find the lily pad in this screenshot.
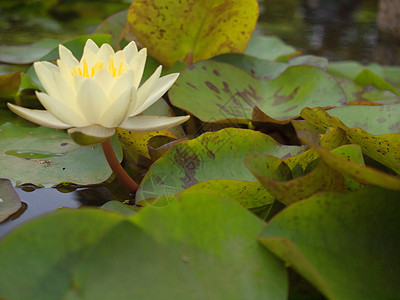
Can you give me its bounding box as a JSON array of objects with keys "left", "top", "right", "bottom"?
[
  {"left": 299, "top": 135, "right": 400, "bottom": 191},
  {"left": 0, "top": 179, "right": 21, "bottom": 222},
  {"left": 260, "top": 187, "right": 400, "bottom": 299},
  {"left": 245, "top": 154, "right": 345, "bottom": 206},
  {"left": 175, "top": 179, "right": 274, "bottom": 209},
  {"left": 326, "top": 104, "right": 400, "bottom": 134},
  {"left": 213, "top": 54, "right": 327, "bottom": 81},
  {"left": 0, "top": 40, "right": 59, "bottom": 64},
  {"left": 127, "top": 0, "right": 259, "bottom": 67},
  {"left": 136, "top": 128, "right": 306, "bottom": 201},
  {"left": 0, "top": 209, "right": 125, "bottom": 300},
  {"left": 0, "top": 123, "right": 122, "bottom": 186},
  {"left": 301, "top": 107, "right": 400, "bottom": 174},
  {"left": 72, "top": 193, "right": 288, "bottom": 299},
  {"left": 245, "top": 35, "right": 297, "bottom": 60},
  {"left": 0, "top": 72, "right": 21, "bottom": 99},
  {"left": 0, "top": 194, "right": 288, "bottom": 299},
  {"left": 169, "top": 60, "right": 346, "bottom": 123}
]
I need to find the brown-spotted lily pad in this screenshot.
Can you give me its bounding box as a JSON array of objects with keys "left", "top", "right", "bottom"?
[
  {"left": 301, "top": 107, "right": 400, "bottom": 175},
  {"left": 169, "top": 60, "right": 346, "bottom": 124}
]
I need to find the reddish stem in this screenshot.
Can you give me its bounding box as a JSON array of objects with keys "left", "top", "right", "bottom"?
[{"left": 101, "top": 139, "right": 138, "bottom": 193}]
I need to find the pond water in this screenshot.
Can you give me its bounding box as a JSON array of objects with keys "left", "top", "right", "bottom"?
[{"left": 0, "top": 0, "right": 397, "bottom": 238}]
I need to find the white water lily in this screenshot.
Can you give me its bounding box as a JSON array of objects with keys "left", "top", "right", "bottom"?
[{"left": 8, "top": 39, "right": 189, "bottom": 145}]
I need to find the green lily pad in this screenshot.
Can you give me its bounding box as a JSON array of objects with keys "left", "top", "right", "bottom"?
[
  {"left": 245, "top": 35, "right": 297, "bottom": 60},
  {"left": 169, "top": 60, "right": 346, "bottom": 123},
  {"left": 136, "top": 128, "right": 306, "bottom": 202},
  {"left": 0, "top": 194, "right": 288, "bottom": 299},
  {"left": 260, "top": 187, "right": 400, "bottom": 299},
  {"left": 300, "top": 135, "right": 400, "bottom": 191},
  {"left": 354, "top": 69, "right": 399, "bottom": 95},
  {"left": 213, "top": 53, "right": 289, "bottom": 80},
  {"left": 72, "top": 193, "right": 288, "bottom": 299},
  {"left": 0, "top": 209, "right": 125, "bottom": 300},
  {"left": 0, "top": 179, "right": 21, "bottom": 222},
  {"left": 301, "top": 107, "right": 400, "bottom": 174},
  {"left": 175, "top": 179, "right": 275, "bottom": 209},
  {"left": 328, "top": 61, "right": 400, "bottom": 90},
  {"left": 326, "top": 104, "right": 400, "bottom": 134},
  {"left": 127, "top": 0, "right": 259, "bottom": 67},
  {"left": 213, "top": 54, "right": 328, "bottom": 81},
  {"left": 0, "top": 40, "right": 59, "bottom": 65},
  {"left": 337, "top": 77, "right": 399, "bottom": 104},
  {"left": 0, "top": 123, "right": 122, "bottom": 186},
  {"left": 245, "top": 154, "right": 345, "bottom": 206}
]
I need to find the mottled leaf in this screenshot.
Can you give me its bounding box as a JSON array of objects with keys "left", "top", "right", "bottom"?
[
  {"left": 327, "top": 104, "right": 400, "bottom": 134},
  {"left": 169, "top": 60, "right": 346, "bottom": 123},
  {"left": 260, "top": 187, "right": 400, "bottom": 299},
  {"left": 301, "top": 107, "right": 400, "bottom": 174},
  {"left": 127, "top": 0, "right": 259, "bottom": 67},
  {"left": 245, "top": 154, "right": 345, "bottom": 206},
  {"left": 136, "top": 128, "right": 306, "bottom": 201}
]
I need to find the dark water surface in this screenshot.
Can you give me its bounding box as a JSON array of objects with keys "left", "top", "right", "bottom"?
[{"left": 1, "top": 0, "right": 398, "bottom": 238}]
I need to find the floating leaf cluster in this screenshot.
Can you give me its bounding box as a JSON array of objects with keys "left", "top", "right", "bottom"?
[{"left": 0, "top": 0, "right": 399, "bottom": 299}]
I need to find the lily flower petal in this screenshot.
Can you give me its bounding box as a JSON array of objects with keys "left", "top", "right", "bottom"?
[
  {"left": 100, "top": 87, "right": 134, "bottom": 127},
  {"left": 123, "top": 41, "right": 138, "bottom": 63},
  {"left": 108, "top": 69, "right": 135, "bottom": 103},
  {"left": 97, "top": 43, "right": 115, "bottom": 64},
  {"left": 58, "top": 44, "right": 79, "bottom": 67},
  {"left": 36, "top": 91, "right": 89, "bottom": 127},
  {"left": 119, "top": 115, "right": 190, "bottom": 132},
  {"left": 133, "top": 72, "right": 179, "bottom": 116},
  {"left": 77, "top": 79, "right": 109, "bottom": 124},
  {"left": 34, "top": 61, "right": 63, "bottom": 100},
  {"left": 129, "top": 48, "right": 147, "bottom": 88},
  {"left": 7, "top": 103, "right": 71, "bottom": 129}
]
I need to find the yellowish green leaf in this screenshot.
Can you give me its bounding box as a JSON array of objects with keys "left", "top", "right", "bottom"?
[
  {"left": 127, "top": 0, "right": 259, "bottom": 67},
  {"left": 301, "top": 107, "right": 400, "bottom": 175}
]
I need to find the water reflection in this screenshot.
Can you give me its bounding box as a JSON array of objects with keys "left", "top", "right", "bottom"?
[
  {"left": 0, "top": 185, "right": 121, "bottom": 239},
  {"left": 258, "top": 0, "right": 400, "bottom": 65}
]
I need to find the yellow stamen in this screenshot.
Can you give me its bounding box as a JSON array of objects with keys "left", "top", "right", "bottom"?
[
  {"left": 118, "top": 60, "right": 123, "bottom": 76},
  {"left": 83, "top": 59, "right": 88, "bottom": 77}
]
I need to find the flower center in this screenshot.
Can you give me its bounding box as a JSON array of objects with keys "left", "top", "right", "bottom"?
[{"left": 71, "top": 57, "right": 126, "bottom": 78}]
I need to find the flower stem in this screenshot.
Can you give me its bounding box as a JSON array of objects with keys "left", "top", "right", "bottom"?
[{"left": 101, "top": 139, "right": 139, "bottom": 193}]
